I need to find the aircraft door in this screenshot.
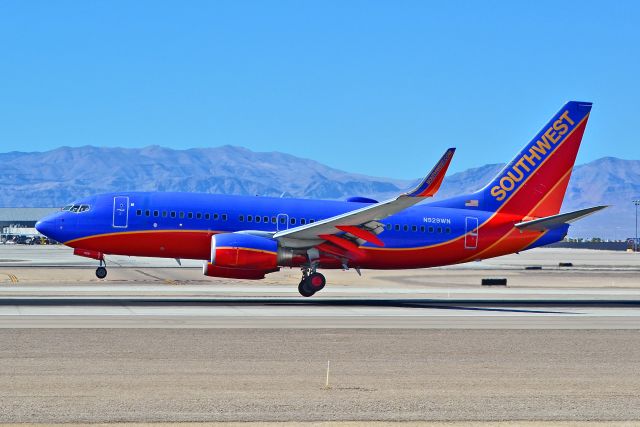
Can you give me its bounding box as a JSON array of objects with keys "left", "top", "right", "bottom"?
[
  {"left": 113, "top": 196, "right": 129, "bottom": 228},
  {"left": 276, "top": 214, "right": 289, "bottom": 231},
  {"left": 464, "top": 216, "right": 478, "bottom": 249}
]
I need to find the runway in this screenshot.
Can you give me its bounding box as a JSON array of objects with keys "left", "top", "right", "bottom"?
[
  {"left": 0, "top": 246, "right": 639, "bottom": 329},
  {"left": 2, "top": 295, "right": 640, "bottom": 328}
]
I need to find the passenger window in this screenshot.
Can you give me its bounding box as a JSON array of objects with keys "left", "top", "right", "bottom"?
[
  {"left": 403, "top": 225, "right": 409, "bottom": 231},
  {"left": 420, "top": 225, "right": 425, "bottom": 232},
  {"left": 445, "top": 227, "right": 451, "bottom": 233},
  {"left": 300, "top": 218, "right": 306, "bottom": 225},
  {"left": 162, "top": 211, "right": 168, "bottom": 218},
  {"left": 437, "top": 227, "right": 443, "bottom": 233},
  {"left": 153, "top": 210, "right": 159, "bottom": 217},
  {"left": 205, "top": 213, "right": 210, "bottom": 220},
  {"left": 187, "top": 212, "right": 193, "bottom": 219},
  {"left": 271, "top": 217, "right": 276, "bottom": 224},
  {"left": 239, "top": 215, "right": 244, "bottom": 222},
  {"left": 179, "top": 212, "right": 185, "bottom": 218},
  {"left": 428, "top": 226, "right": 434, "bottom": 233},
  {"left": 170, "top": 211, "right": 176, "bottom": 218},
  {"left": 412, "top": 225, "right": 417, "bottom": 232},
  {"left": 386, "top": 224, "right": 392, "bottom": 230},
  {"left": 247, "top": 215, "right": 253, "bottom": 222},
  {"left": 290, "top": 218, "right": 296, "bottom": 225},
  {"left": 394, "top": 224, "right": 400, "bottom": 231},
  {"left": 309, "top": 219, "right": 315, "bottom": 223},
  {"left": 222, "top": 214, "right": 227, "bottom": 221},
  {"left": 145, "top": 210, "right": 150, "bottom": 217},
  {"left": 214, "top": 213, "right": 219, "bottom": 220},
  {"left": 263, "top": 216, "right": 268, "bottom": 223},
  {"left": 256, "top": 216, "right": 261, "bottom": 223},
  {"left": 196, "top": 213, "right": 202, "bottom": 219},
  {"left": 136, "top": 209, "right": 142, "bottom": 216}
]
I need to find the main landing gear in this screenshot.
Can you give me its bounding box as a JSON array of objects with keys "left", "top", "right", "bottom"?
[
  {"left": 298, "top": 268, "right": 326, "bottom": 297},
  {"left": 95, "top": 259, "right": 107, "bottom": 279}
]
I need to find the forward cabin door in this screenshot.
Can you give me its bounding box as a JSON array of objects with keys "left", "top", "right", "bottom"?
[
  {"left": 464, "top": 216, "right": 478, "bottom": 249},
  {"left": 112, "top": 196, "right": 129, "bottom": 228}
]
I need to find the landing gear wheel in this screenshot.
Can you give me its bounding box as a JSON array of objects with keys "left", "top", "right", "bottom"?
[
  {"left": 307, "top": 272, "right": 326, "bottom": 292},
  {"left": 298, "top": 279, "right": 315, "bottom": 297},
  {"left": 96, "top": 266, "right": 107, "bottom": 279},
  {"left": 297, "top": 272, "right": 326, "bottom": 297}
]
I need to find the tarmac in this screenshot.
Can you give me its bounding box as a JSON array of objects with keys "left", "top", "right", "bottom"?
[{"left": 0, "top": 245, "right": 639, "bottom": 424}]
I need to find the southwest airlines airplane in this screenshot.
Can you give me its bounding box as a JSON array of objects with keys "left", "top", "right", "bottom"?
[{"left": 36, "top": 101, "right": 605, "bottom": 296}]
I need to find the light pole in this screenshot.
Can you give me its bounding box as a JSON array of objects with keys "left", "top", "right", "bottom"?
[{"left": 634, "top": 200, "right": 640, "bottom": 252}]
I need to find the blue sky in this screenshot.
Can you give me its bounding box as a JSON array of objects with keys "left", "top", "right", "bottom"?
[{"left": 0, "top": 1, "right": 638, "bottom": 179}]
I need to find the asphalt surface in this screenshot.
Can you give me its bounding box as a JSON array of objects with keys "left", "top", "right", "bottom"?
[{"left": 2, "top": 296, "right": 640, "bottom": 329}]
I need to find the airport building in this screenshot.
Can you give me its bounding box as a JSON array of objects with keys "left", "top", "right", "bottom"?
[
  {"left": 0, "top": 207, "right": 58, "bottom": 243},
  {"left": 0, "top": 208, "right": 58, "bottom": 228}
]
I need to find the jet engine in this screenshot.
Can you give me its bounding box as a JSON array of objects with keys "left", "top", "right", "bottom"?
[{"left": 203, "top": 233, "right": 301, "bottom": 280}]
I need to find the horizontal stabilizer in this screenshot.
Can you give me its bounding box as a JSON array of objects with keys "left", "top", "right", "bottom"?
[{"left": 514, "top": 206, "right": 608, "bottom": 232}]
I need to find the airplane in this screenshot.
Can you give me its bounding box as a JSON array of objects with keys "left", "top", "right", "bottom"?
[{"left": 36, "top": 101, "right": 606, "bottom": 297}]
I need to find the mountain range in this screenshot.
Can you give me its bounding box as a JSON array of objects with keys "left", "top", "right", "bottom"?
[{"left": 1, "top": 145, "right": 638, "bottom": 239}]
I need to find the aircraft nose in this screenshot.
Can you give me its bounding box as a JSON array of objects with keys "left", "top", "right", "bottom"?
[{"left": 35, "top": 218, "right": 54, "bottom": 238}]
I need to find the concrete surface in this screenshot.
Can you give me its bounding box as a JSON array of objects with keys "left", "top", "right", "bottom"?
[
  {"left": 0, "top": 246, "right": 639, "bottom": 424},
  {"left": 2, "top": 423, "right": 639, "bottom": 427},
  {"left": 2, "top": 329, "right": 640, "bottom": 423}
]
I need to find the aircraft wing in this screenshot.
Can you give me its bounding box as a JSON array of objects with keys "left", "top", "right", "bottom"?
[
  {"left": 514, "top": 206, "right": 608, "bottom": 232},
  {"left": 273, "top": 148, "right": 455, "bottom": 248}
]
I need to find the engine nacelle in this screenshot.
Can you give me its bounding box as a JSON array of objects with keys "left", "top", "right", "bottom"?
[
  {"left": 203, "top": 233, "right": 291, "bottom": 280},
  {"left": 211, "top": 233, "right": 278, "bottom": 269}
]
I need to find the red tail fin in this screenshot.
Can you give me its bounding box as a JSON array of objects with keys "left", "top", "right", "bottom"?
[{"left": 480, "top": 101, "right": 592, "bottom": 217}]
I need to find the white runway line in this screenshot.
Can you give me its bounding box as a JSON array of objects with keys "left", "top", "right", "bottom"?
[{"left": 2, "top": 302, "right": 640, "bottom": 318}]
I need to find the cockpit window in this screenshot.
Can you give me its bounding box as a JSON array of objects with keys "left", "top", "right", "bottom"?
[{"left": 64, "top": 204, "right": 91, "bottom": 213}]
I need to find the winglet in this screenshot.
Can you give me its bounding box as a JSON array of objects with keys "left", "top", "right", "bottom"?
[{"left": 403, "top": 148, "right": 456, "bottom": 198}]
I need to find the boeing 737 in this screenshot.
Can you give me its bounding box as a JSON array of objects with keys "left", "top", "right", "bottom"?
[{"left": 36, "top": 101, "right": 605, "bottom": 296}]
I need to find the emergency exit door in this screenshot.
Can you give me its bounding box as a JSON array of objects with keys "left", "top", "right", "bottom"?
[
  {"left": 276, "top": 213, "right": 289, "bottom": 231},
  {"left": 465, "top": 216, "right": 478, "bottom": 249}
]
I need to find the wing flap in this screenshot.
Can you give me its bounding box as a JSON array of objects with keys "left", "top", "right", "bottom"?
[
  {"left": 335, "top": 225, "right": 385, "bottom": 246},
  {"left": 318, "top": 234, "right": 364, "bottom": 254}
]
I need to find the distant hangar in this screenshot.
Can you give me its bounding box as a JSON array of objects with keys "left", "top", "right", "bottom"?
[{"left": 0, "top": 207, "right": 58, "bottom": 229}]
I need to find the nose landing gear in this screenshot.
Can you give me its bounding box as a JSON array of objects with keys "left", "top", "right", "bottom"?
[
  {"left": 298, "top": 268, "right": 326, "bottom": 297},
  {"left": 95, "top": 259, "right": 107, "bottom": 279},
  {"left": 71, "top": 248, "right": 108, "bottom": 279}
]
